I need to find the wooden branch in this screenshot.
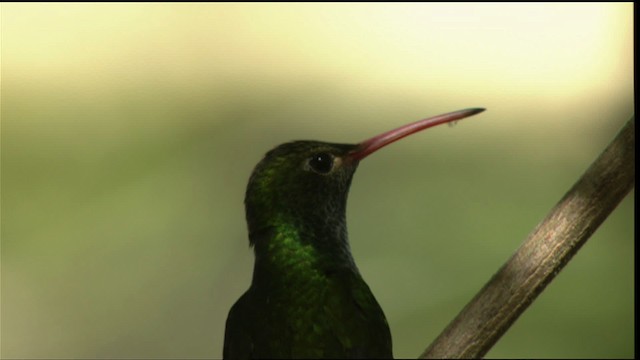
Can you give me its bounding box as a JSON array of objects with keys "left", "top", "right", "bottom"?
[{"left": 420, "top": 116, "right": 635, "bottom": 359}]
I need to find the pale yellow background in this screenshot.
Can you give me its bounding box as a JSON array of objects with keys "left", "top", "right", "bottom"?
[{"left": 1, "top": 3, "right": 634, "bottom": 358}]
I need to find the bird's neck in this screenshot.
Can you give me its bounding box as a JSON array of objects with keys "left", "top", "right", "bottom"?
[{"left": 249, "top": 213, "right": 358, "bottom": 290}]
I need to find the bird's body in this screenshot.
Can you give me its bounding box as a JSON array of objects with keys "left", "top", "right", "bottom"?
[
  {"left": 225, "top": 253, "right": 391, "bottom": 358},
  {"left": 223, "top": 109, "right": 485, "bottom": 359}
]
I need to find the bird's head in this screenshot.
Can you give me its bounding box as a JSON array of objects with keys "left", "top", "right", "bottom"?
[
  {"left": 244, "top": 108, "right": 486, "bottom": 248},
  {"left": 245, "top": 140, "right": 359, "bottom": 245}
]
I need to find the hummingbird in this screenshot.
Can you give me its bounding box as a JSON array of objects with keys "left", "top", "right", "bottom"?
[{"left": 223, "top": 108, "right": 485, "bottom": 359}]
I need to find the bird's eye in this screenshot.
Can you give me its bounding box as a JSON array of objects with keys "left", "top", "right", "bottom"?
[{"left": 308, "top": 152, "right": 334, "bottom": 174}]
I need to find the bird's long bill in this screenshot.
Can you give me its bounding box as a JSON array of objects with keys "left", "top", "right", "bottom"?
[{"left": 348, "top": 108, "right": 485, "bottom": 161}]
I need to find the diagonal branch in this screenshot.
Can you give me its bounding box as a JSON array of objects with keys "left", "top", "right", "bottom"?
[{"left": 420, "top": 116, "right": 635, "bottom": 359}]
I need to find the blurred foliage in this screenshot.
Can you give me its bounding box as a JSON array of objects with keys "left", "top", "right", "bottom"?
[{"left": 1, "top": 3, "right": 634, "bottom": 359}]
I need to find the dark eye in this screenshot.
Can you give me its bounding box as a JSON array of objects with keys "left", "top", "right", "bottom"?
[{"left": 308, "top": 152, "right": 334, "bottom": 174}]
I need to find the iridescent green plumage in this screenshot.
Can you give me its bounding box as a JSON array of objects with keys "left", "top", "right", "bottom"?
[
  {"left": 223, "top": 109, "right": 485, "bottom": 359},
  {"left": 225, "top": 141, "right": 391, "bottom": 358}
]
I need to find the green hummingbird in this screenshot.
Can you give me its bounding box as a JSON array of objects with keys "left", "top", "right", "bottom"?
[{"left": 223, "top": 108, "right": 485, "bottom": 359}]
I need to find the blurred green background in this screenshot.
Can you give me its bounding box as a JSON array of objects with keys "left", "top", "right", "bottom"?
[{"left": 1, "top": 3, "right": 634, "bottom": 359}]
